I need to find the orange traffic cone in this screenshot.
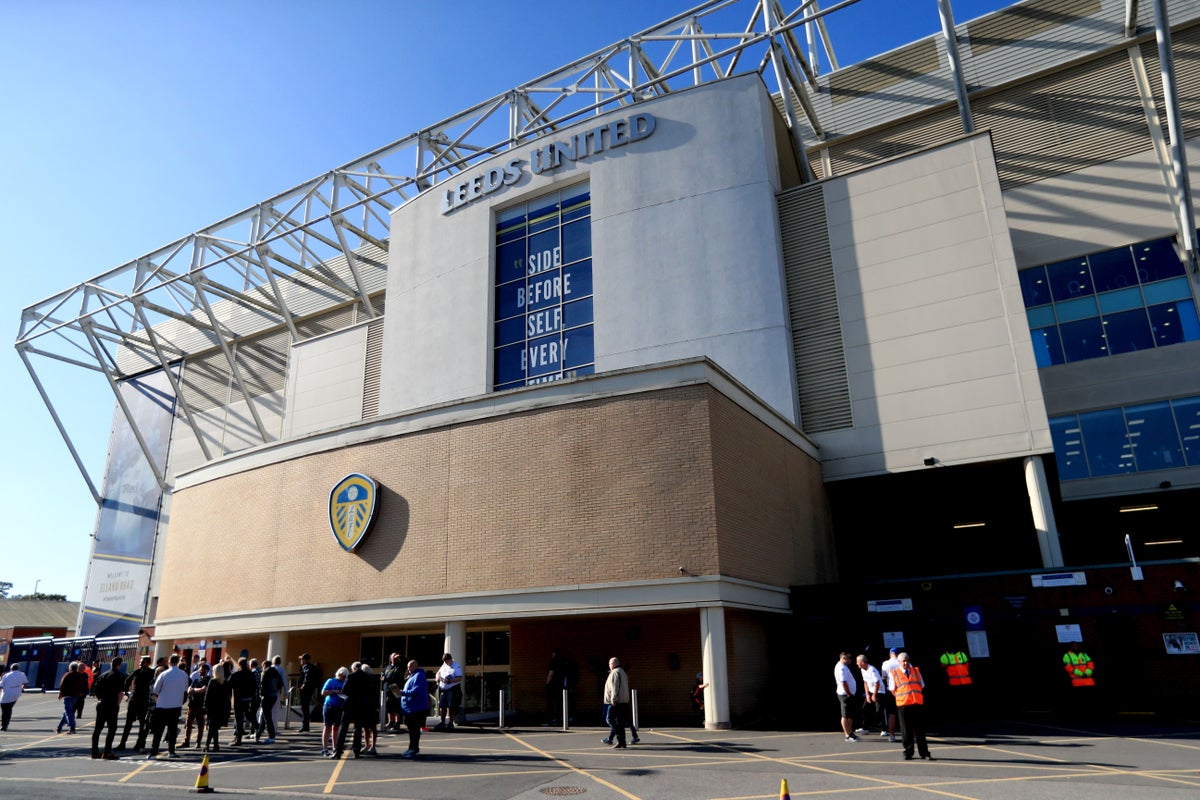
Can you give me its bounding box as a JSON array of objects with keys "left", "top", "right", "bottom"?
[
  {"left": 780, "top": 778, "right": 791, "bottom": 800},
  {"left": 194, "top": 754, "right": 214, "bottom": 793}
]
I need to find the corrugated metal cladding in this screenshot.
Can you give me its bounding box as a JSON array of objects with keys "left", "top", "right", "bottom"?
[
  {"left": 965, "top": 0, "right": 1103, "bottom": 57},
  {"left": 826, "top": 38, "right": 941, "bottom": 106},
  {"left": 776, "top": 183, "right": 852, "bottom": 433},
  {"left": 820, "top": 109, "right": 962, "bottom": 176},
  {"left": 362, "top": 316, "right": 385, "bottom": 419},
  {"left": 974, "top": 48, "right": 1150, "bottom": 189}
]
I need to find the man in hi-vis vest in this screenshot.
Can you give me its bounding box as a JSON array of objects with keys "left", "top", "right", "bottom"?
[
  {"left": 1063, "top": 643, "right": 1095, "bottom": 687},
  {"left": 887, "top": 652, "right": 932, "bottom": 761}
]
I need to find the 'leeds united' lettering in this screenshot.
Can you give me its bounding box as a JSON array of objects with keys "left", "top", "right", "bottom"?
[{"left": 442, "top": 113, "right": 656, "bottom": 215}]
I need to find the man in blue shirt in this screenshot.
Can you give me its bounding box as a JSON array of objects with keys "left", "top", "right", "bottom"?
[{"left": 399, "top": 660, "right": 428, "bottom": 758}]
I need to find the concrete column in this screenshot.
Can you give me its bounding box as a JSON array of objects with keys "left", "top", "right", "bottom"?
[
  {"left": 699, "top": 606, "right": 731, "bottom": 730},
  {"left": 1025, "top": 455, "right": 1064, "bottom": 568},
  {"left": 266, "top": 632, "right": 289, "bottom": 667},
  {"left": 152, "top": 638, "right": 172, "bottom": 663},
  {"left": 444, "top": 621, "right": 466, "bottom": 664}
]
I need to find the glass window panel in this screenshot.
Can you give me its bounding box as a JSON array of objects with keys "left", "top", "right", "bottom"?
[
  {"left": 1087, "top": 246, "right": 1137, "bottom": 292},
  {"left": 526, "top": 333, "right": 563, "bottom": 377},
  {"left": 1124, "top": 402, "right": 1184, "bottom": 471},
  {"left": 1077, "top": 408, "right": 1134, "bottom": 477},
  {"left": 1142, "top": 276, "right": 1192, "bottom": 305},
  {"left": 496, "top": 205, "right": 528, "bottom": 244},
  {"left": 494, "top": 342, "right": 526, "bottom": 386},
  {"left": 563, "top": 260, "right": 592, "bottom": 300},
  {"left": 496, "top": 281, "right": 525, "bottom": 320},
  {"left": 563, "top": 326, "right": 594, "bottom": 369},
  {"left": 1027, "top": 305, "right": 1056, "bottom": 328},
  {"left": 1030, "top": 327, "right": 1065, "bottom": 368},
  {"left": 526, "top": 305, "right": 562, "bottom": 338},
  {"left": 408, "top": 634, "right": 443, "bottom": 670},
  {"left": 560, "top": 185, "right": 591, "bottom": 223},
  {"left": 1148, "top": 300, "right": 1188, "bottom": 347},
  {"left": 1100, "top": 308, "right": 1153, "bottom": 355},
  {"left": 527, "top": 200, "right": 561, "bottom": 234},
  {"left": 1172, "top": 396, "right": 1200, "bottom": 466},
  {"left": 495, "top": 315, "right": 525, "bottom": 347},
  {"left": 527, "top": 229, "right": 560, "bottom": 275},
  {"left": 1059, "top": 317, "right": 1107, "bottom": 362},
  {"left": 1054, "top": 295, "right": 1099, "bottom": 323},
  {"left": 1049, "top": 415, "right": 1090, "bottom": 480},
  {"left": 561, "top": 219, "right": 591, "bottom": 264},
  {"left": 526, "top": 269, "right": 563, "bottom": 312},
  {"left": 465, "top": 632, "right": 482, "bottom": 667},
  {"left": 563, "top": 297, "right": 593, "bottom": 329},
  {"left": 482, "top": 631, "right": 510, "bottom": 666},
  {"left": 1179, "top": 299, "right": 1200, "bottom": 342},
  {"left": 1019, "top": 266, "right": 1051, "bottom": 308},
  {"left": 496, "top": 239, "right": 527, "bottom": 284},
  {"left": 1096, "top": 286, "right": 1143, "bottom": 315},
  {"left": 1046, "top": 257, "right": 1092, "bottom": 302},
  {"left": 1133, "top": 238, "right": 1184, "bottom": 283}
]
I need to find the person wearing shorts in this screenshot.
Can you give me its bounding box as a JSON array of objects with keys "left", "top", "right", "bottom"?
[
  {"left": 834, "top": 651, "right": 860, "bottom": 742},
  {"left": 321, "top": 667, "right": 348, "bottom": 758},
  {"left": 435, "top": 653, "right": 463, "bottom": 730}
]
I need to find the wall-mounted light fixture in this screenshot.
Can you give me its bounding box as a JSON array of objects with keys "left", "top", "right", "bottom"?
[
  {"left": 1119, "top": 504, "right": 1158, "bottom": 513},
  {"left": 952, "top": 522, "right": 986, "bottom": 529},
  {"left": 923, "top": 457, "right": 937, "bottom": 466}
]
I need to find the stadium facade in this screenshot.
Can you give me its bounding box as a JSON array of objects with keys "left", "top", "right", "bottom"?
[{"left": 16, "top": 0, "right": 1200, "bottom": 726}]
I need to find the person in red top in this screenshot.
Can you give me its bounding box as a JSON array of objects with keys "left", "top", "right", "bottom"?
[{"left": 887, "top": 652, "right": 932, "bottom": 761}]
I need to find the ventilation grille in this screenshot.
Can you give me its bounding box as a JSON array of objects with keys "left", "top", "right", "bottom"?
[
  {"left": 821, "top": 109, "right": 961, "bottom": 176},
  {"left": 362, "top": 316, "right": 385, "bottom": 419},
  {"left": 827, "top": 38, "right": 941, "bottom": 106},
  {"left": 777, "top": 183, "right": 852, "bottom": 432},
  {"left": 966, "top": 0, "right": 1103, "bottom": 57}
]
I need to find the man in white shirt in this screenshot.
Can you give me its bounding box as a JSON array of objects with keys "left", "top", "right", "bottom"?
[
  {"left": 858, "top": 653, "right": 896, "bottom": 741},
  {"left": 435, "top": 653, "right": 464, "bottom": 730},
  {"left": 148, "top": 654, "right": 190, "bottom": 759},
  {"left": 1, "top": 663, "right": 29, "bottom": 731},
  {"left": 834, "top": 651, "right": 859, "bottom": 742}
]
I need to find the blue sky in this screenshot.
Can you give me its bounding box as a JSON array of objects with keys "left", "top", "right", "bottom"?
[{"left": 0, "top": 0, "right": 1012, "bottom": 600}]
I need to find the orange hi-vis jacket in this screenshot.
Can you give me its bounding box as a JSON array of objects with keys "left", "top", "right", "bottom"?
[
  {"left": 940, "top": 651, "right": 972, "bottom": 685},
  {"left": 890, "top": 666, "right": 925, "bottom": 707},
  {"left": 1063, "top": 651, "right": 1095, "bottom": 687}
]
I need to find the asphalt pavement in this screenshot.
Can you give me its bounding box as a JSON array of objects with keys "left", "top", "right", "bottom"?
[{"left": 1, "top": 692, "right": 1198, "bottom": 799}]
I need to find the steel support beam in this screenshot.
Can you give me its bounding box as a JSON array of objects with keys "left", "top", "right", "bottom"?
[{"left": 938, "top": 0, "right": 975, "bottom": 134}]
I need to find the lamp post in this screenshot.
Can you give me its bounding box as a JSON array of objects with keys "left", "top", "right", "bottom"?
[{"left": 33, "top": 579, "right": 41, "bottom": 597}]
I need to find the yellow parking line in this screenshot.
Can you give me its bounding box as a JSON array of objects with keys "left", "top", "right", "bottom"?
[
  {"left": 505, "top": 731, "right": 644, "bottom": 800},
  {"left": 322, "top": 750, "right": 348, "bottom": 794}
]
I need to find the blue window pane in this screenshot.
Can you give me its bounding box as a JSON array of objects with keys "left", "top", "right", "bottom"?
[
  {"left": 561, "top": 186, "right": 590, "bottom": 223},
  {"left": 496, "top": 206, "right": 527, "bottom": 244},
  {"left": 527, "top": 200, "right": 560, "bottom": 235},
  {"left": 1096, "top": 286, "right": 1143, "bottom": 315},
  {"left": 526, "top": 333, "right": 563, "bottom": 377},
  {"left": 563, "top": 260, "right": 592, "bottom": 300},
  {"left": 526, "top": 269, "right": 563, "bottom": 312},
  {"left": 494, "top": 343, "right": 526, "bottom": 386},
  {"left": 1124, "top": 402, "right": 1184, "bottom": 471},
  {"left": 496, "top": 281, "right": 525, "bottom": 320},
  {"left": 1046, "top": 257, "right": 1092, "bottom": 302},
  {"left": 565, "top": 364, "right": 595, "bottom": 380},
  {"left": 1059, "top": 317, "right": 1107, "bottom": 362},
  {"left": 1054, "top": 295, "right": 1098, "bottom": 323},
  {"left": 1147, "top": 300, "right": 1194, "bottom": 347},
  {"left": 1143, "top": 276, "right": 1192, "bottom": 305},
  {"left": 1019, "top": 266, "right": 1051, "bottom": 308},
  {"left": 526, "top": 305, "right": 562, "bottom": 337},
  {"left": 1173, "top": 396, "right": 1200, "bottom": 466},
  {"left": 1133, "top": 238, "right": 1184, "bottom": 283},
  {"left": 563, "top": 297, "right": 593, "bottom": 329},
  {"left": 1077, "top": 408, "right": 1134, "bottom": 477},
  {"left": 497, "top": 239, "right": 526, "bottom": 284},
  {"left": 1180, "top": 300, "right": 1200, "bottom": 342},
  {"left": 1101, "top": 308, "right": 1153, "bottom": 355},
  {"left": 1088, "top": 246, "right": 1137, "bottom": 293},
  {"left": 1027, "top": 305, "right": 1056, "bottom": 328},
  {"left": 527, "top": 229, "right": 560, "bottom": 275},
  {"left": 561, "top": 219, "right": 591, "bottom": 264},
  {"left": 495, "top": 315, "right": 525, "bottom": 347},
  {"left": 1049, "top": 415, "right": 1090, "bottom": 480},
  {"left": 1030, "top": 327, "right": 1065, "bottom": 367},
  {"left": 563, "top": 326, "right": 594, "bottom": 369}
]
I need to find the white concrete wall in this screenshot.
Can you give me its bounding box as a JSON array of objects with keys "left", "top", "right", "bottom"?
[
  {"left": 812, "top": 134, "right": 1051, "bottom": 479},
  {"left": 379, "top": 74, "right": 798, "bottom": 423},
  {"left": 282, "top": 325, "right": 368, "bottom": 439}
]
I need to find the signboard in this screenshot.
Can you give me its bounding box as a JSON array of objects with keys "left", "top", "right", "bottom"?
[
  {"left": 1032, "top": 572, "right": 1087, "bottom": 587},
  {"left": 1055, "top": 623, "right": 1083, "bottom": 643},
  {"left": 1163, "top": 633, "right": 1199, "bottom": 654},
  {"left": 867, "top": 599, "right": 912, "bottom": 613}
]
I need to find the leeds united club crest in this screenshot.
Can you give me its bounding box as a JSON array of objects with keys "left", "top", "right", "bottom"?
[{"left": 328, "top": 473, "right": 379, "bottom": 552}]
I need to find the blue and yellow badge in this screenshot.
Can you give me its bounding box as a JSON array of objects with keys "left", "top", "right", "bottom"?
[{"left": 328, "top": 473, "right": 379, "bottom": 552}]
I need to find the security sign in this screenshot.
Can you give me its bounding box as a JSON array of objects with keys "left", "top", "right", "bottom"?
[{"left": 329, "top": 473, "right": 379, "bottom": 552}]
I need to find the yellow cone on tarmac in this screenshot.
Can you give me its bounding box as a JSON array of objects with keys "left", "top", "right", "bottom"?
[
  {"left": 780, "top": 778, "right": 791, "bottom": 800},
  {"left": 194, "top": 753, "right": 214, "bottom": 793}
]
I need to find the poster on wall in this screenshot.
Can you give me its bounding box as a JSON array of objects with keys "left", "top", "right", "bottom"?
[
  {"left": 1163, "top": 632, "right": 1199, "bottom": 654},
  {"left": 78, "top": 370, "right": 175, "bottom": 637}
]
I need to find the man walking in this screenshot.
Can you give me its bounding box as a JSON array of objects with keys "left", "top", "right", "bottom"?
[
  {"left": 887, "top": 652, "right": 932, "bottom": 761},
  {"left": 834, "top": 652, "right": 859, "bottom": 742},
  {"left": 57, "top": 661, "right": 88, "bottom": 734},
  {"left": 257, "top": 655, "right": 284, "bottom": 744},
  {"left": 1, "top": 663, "right": 29, "bottom": 731},
  {"left": 147, "top": 654, "right": 189, "bottom": 759},
  {"left": 858, "top": 653, "right": 896, "bottom": 742},
  {"left": 91, "top": 657, "right": 126, "bottom": 759},
  {"left": 399, "top": 659, "right": 428, "bottom": 758},
  {"left": 602, "top": 657, "right": 631, "bottom": 749},
  {"left": 297, "top": 653, "right": 321, "bottom": 732},
  {"left": 118, "top": 656, "right": 155, "bottom": 752}
]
